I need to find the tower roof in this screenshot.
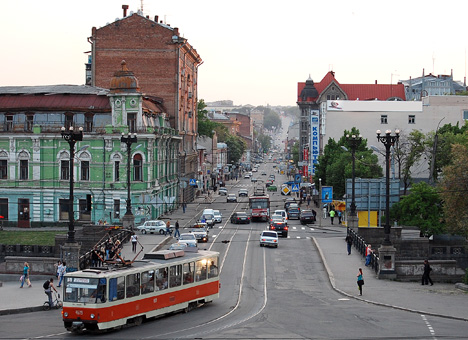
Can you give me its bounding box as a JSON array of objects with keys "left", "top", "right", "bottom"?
[
  {"left": 299, "top": 77, "right": 319, "bottom": 102},
  {"left": 110, "top": 60, "right": 140, "bottom": 93}
]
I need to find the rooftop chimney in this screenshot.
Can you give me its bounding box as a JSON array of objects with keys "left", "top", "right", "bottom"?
[
  {"left": 122, "top": 5, "right": 129, "bottom": 17},
  {"left": 154, "top": 15, "right": 159, "bottom": 22}
]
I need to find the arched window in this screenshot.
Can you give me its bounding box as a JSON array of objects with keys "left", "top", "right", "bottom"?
[{"left": 133, "top": 154, "right": 142, "bottom": 181}]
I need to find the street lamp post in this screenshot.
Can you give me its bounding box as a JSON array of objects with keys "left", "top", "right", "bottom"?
[
  {"left": 376, "top": 129, "right": 400, "bottom": 279},
  {"left": 61, "top": 126, "right": 83, "bottom": 271},
  {"left": 376, "top": 129, "right": 400, "bottom": 245},
  {"left": 345, "top": 134, "right": 362, "bottom": 228},
  {"left": 61, "top": 126, "right": 83, "bottom": 243},
  {"left": 121, "top": 132, "right": 138, "bottom": 230}
]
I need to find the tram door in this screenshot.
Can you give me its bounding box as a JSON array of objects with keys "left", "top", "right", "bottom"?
[{"left": 18, "top": 198, "right": 30, "bottom": 228}]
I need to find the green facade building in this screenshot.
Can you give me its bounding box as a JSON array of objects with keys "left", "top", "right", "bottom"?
[{"left": 0, "top": 62, "right": 180, "bottom": 227}]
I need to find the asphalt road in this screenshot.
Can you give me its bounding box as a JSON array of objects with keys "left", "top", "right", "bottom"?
[{"left": 1, "top": 162, "right": 468, "bottom": 339}]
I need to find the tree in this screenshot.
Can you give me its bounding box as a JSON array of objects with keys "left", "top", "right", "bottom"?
[
  {"left": 390, "top": 182, "right": 444, "bottom": 236},
  {"left": 257, "top": 133, "right": 272, "bottom": 153},
  {"left": 224, "top": 135, "right": 246, "bottom": 165},
  {"left": 263, "top": 110, "right": 281, "bottom": 130},
  {"left": 197, "top": 99, "right": 221, "bottom": 137},
  {"left": 314, "top": 128, "right": 382, "bottom": 199},
  {"left": 439, "top": 144, "right": 468, "bottom": 236}
]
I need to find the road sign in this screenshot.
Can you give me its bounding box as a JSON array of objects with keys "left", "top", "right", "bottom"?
[
  {"left": 282, "top": 186, "right": 291, "bottom": 195},
  {"left": 294, "top": 174, "right": 302, "bottom": 183},
  {"left": 189, "top": 179, "right": 197, "bottom": 186},
  {"left": 291, "top": 184, "right": 299, "bottom": 192}
]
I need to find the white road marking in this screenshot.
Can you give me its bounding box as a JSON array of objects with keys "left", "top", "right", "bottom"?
[{"left": 421, "top": 315, "right": 437, "bottom": 339}]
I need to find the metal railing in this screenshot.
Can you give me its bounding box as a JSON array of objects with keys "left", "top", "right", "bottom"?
[{"left": 348, "top": 228, "right": 379, "bottom": 274}]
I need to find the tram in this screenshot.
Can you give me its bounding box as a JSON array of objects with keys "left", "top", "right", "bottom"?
[{"left": 62, "top": 249, "right": 220, "bottom": 332}]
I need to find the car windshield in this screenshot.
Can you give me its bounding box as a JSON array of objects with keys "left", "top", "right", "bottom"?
[
  {"left": 64, "top": 277, "right": 105, "bottom": 304},
  {"left": 236, "top": 213, "right": 247, "bottom": 217},
  {"left": 262, "top": 232, "right": 277, "bottom": 238},
  {"left": 180, "top": 234, "right": 195, "bottom": 240}
]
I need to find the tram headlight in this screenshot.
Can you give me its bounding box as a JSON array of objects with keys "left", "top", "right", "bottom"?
[
  {"left": 63, "top": 312, "right": 68, "bottom": 317},
  {"left": 90, "top": 314, "right": 95, "bottom": 319}
]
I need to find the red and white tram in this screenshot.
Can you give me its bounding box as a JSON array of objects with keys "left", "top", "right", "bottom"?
[{"left": 62, "top": 249, "right": 220, "bottom": 332}]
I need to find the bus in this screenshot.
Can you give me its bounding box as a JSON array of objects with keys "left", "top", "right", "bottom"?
[
  {"left": 249, "top": 194, "right": 270, "bottom": 221},
  {"left": 62, "top": 249, "right": 219, "bottom": 332}
]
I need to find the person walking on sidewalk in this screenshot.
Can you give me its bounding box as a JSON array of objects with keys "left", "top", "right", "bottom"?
[
  {"left": 365, "top": 245, "right": 373, "bottom": 266},
  {"left": 57, "top": 261, "right": 66, "bottom": 287},
  {"left": 422, "top": 259, "right": 434, "bottom": 286},
  {"left": 357, "top": 268, "right": 364, "bottom": 296},
  {"left": 329, "top": 209, "right": 336, "bottom": 224},
  {"left": 345, "top": 234, "right": 353, "bottom": 255},
  {"left": 174, "top": 220, "right": 180, "bottom": 238},
  {"left": 337, "top": 210, "right": 342, "bottom": 225},
  {"left": 322, "top": 206, "right": 327, "bottom": 219},
  {"left": 20, "top": 262, "right": 32, "bottom": 288},
  {"left": 165, "top": 220, "right": 172, "bottom": 236},
  {"left": 131, "top": 233, "right": 138, "bottom": 253},
  {"left": 44, "top": 278, "right": 58, "bottom": 307}
]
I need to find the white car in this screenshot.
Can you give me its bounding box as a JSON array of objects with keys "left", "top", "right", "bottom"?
[
  {"left": 213, "top": 210, "right": 222, "bottom": 223},
  {"left": 177, "top": 233, "right": 198, "bottom": 247},
  {"left": 260, "top": 230, "right": 278, "bottom": 248},
  {"left": 136, "top": 220, "right": 169, "bottom": 234},
  {"left": 244, "top": 173, "right": 251, "bottom": 179},
  {"left": 227, "top": 194, "right": 237, "bottom": 203},
  {"left": 219, "top": 187, "right": 228, "bottom": 195},
  {"left": 271, "top": 210, "right": 288, "bottom": 223}
]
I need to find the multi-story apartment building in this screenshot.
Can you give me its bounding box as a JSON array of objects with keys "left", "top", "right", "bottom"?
[
  {"left": 0, "top": 63, "right": 179, "bottom": 227},
  {"left": 88, "top": 7, "right": 201, "bottom": 203}
]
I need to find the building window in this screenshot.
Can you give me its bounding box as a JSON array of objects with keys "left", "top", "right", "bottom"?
[
  {"left": 0, "top": 160, "right": 7, "bottom": 179},
  {"left": 61, "top": 160, "right": 69, "bottom": 180},
  {"left": 381, "top": 115, "right": 388, "bottom": 124},
  {"left": 128, "top": 112, "right": 136, "bottom": 133},
  {"left": 133, "top": 154, "right": 142, "bottom": 181},
  {"left": 114, "top": 199, "right": 120, "bottom": 219},
  {"left": 25, "top": 115, "right": 34, "bottom": 132},
  {"left": 81, "top": 161, "right": 90, "bottom": 181},
  {"left": 84, "top": 114, "right": 93, "bottom": 132},
  {"left": 19, "top": 160, "right": 28, "bottom": 180},
  {"left": 59, "top": 199, "right": 70, "bottom": 221},
  {"left": 463, "top": 110, "right": 468, "bottom": 120},
  {"left": 114, "top": 161, "right": 120, "bottom": 182},
  {"left": 5, "top": 115, "right": 13, "bottom": 132},
  {"left": 408, "top": 115, "right": 415, "bottom": 124},
  {"left": 0, "top": 198, "right": 8, "bottom": 220},
  {"left": 65, "top": 114, "right": 73, "bottom": 129}
]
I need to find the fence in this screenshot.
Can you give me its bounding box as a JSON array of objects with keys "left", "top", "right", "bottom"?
[{"left": 348, "top": 228, "right": 379, "bottom": 274}]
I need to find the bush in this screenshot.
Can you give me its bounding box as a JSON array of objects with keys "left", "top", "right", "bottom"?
[{"left": 464, "top": 268, "right": 468, "bottom": 285}]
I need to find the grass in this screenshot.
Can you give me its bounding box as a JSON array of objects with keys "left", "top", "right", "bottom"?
[{"left": 0, "top": 231, "right": 67, "bottom": 246}]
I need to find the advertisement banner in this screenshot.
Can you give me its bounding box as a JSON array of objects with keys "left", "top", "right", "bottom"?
[
  {"left": 322, "top": 186, "right": 333, "bottom": 203},
  {"left": 310, "top": 110, "right": 320, "bottom": 175}
]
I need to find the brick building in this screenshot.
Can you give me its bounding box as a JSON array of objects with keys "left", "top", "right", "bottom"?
[{"left": 89, "top": 8, "right": 202, "bottom": 202}]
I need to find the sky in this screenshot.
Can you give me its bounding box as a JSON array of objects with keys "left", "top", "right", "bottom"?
[{"left": 2, "top": 0, "right": 467, "bottom": 106}]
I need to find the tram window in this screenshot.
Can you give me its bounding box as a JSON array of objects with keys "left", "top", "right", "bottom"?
[
  {"left": 208, "top": 257, "right": 219, "bottom": 278},
  {"left": 141, "top": 270, "right": 155, "bottom": 294},
  {"left": 156, "top": 267, "right": 168, "bottom": 290},
  {"left": 183, "top": 262, "right": 195, "bottom": 284},
  {"left": 92, "top": 278, "right": 107, "bottom": 303},
  {"left": 126, "top": 273, "right": 140, "bottom": 298},
  {"left": 115, "top": 276, "right": 125, "bottom": 300},
  {"left": 64, "top": 277, "right": 99, "bottom": 303},
  {"left": 195, "top": 259, "right": 208, "bottom": 282},
  {"left": 169, "top": 264, "right": 182, "bottom": 288}
]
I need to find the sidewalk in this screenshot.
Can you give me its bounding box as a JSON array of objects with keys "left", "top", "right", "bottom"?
[{"left": 313, "top": 213, "right": 468, "bottom": 322}]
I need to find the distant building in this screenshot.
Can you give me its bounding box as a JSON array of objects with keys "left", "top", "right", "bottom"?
[{"left": 0, "top": 63, "right": 179, "bottom": 227}]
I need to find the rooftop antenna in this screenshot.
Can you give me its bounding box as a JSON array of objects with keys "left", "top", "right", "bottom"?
[
  {"left": 140, "top": 0, "right": 144, "bottom": 14},
  {"left": 432, "top": 52, "right": 435, "bottom": 74}
]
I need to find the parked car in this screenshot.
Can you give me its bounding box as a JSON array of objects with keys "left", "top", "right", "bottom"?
[
  {"left": 190, "top": 222, "right": 209, "bottom": 242},
  {"left": 288, "top": 206, "right": 301, "bottom": 220},
  {"left": 213, "top": 210, "right": 222, "bottom": 223},
  {"left": 227, "top": 194, "right": 237, "bottom": 203},
  {"left": 136, "top": 220, "right": 171, "bottom": 235},
  {"left": 230, "top": 212, "right": 251, "bottom": 224},
  {"left": 177, "top": 233, "right": 198, "bottom": 248},
  {"left": 219, "top": 187, "right": 228, "bottom": 196},
  {"left": 260, "top": 230, "right": 278, "bottom": 248},
  {"left": 269, "top": 221, "right": 288, "bottom": 237},
  {"left": 300, "top": 209, "right": 316, "bottom": 224},
  {"left": 238, "top": 189, "right": 249, "bottom": 197}
]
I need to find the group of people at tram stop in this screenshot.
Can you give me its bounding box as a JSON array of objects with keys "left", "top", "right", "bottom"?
[{"left": 322, "top": 205, "right": 343, "bottom": 225}]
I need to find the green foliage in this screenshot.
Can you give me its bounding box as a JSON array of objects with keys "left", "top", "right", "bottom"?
[
  {"left": 390, "top": 182, "right": 444, "bottom": 235},
  {"left": 292, "top": 141, "right": 299, "bottom": 165},
  {"left": 224, "top": 134, "right": 246, "bottom": 165},
  {"left": 263, "top": 109, "right": 281, "bottom": 130},
  {"left": 463, "top": 268, "right": 468, "bottom": 285},
  {"left": 439, "top": 143, "right": 468, "bottom": 237},
  {"left": 197, "top": 99, "right": 222, "bottom": 137},
  {"left": 314, "top": 128, "right": 382, "bottom": 198},
  {"left": 257, "top": 133, "right": 272, "bottom": 153},
  {"left": 0, "top": 231, "right": 66, "bottom": 245}
]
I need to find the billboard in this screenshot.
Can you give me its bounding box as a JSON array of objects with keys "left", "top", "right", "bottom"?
[
  {"left": 322, "top": 186, "right": 333, "bottom": 203},
  {"left": 310, "top": 110, "right": 320, "bottom": 175}
]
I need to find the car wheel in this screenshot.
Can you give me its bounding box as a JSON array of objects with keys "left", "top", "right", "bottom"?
[
  {"left": 159, "top": 229, "right": 165, "bottom": 235},
  {"left": 275, "top": 245, "right": 278, "bottom": 248},
  {"left": 142, "top": 229, "right": 147, "bottom": 234},
  {"left": 260, "top": 243, "right": 264, "bottom": 247}
]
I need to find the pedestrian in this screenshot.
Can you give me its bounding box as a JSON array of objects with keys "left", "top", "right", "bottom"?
[
  {"left": 91, "top": 247, "right": 99, "bottom": 267},
  {"left": 421, "top": 259, "right": 434, "bottom": 286},
  {"left": 20, "top": 262, "right": 32, "bottom": 288},
  {"left": 165, "top": 220, "right": 171, "bottom": 236},
  {"left": 365, "top": 244, "right": 372, "bottom": 266},
  {"left": 174, "top": 220, "right": 180, "bottom": 238},
  {"left": 345, "top": 234, "right": 353, "bottom": 255},
  {"left": 322, "top": 206, "right": 327, "bottom": 219},
  {"left": 337, "top": 210, "right": 342, "bottom": 224},
  {"left": 131, "top": 233, "right": 138, "bottom": 253},
  {"left": 43, "top": 277, "right": 58, "bottom": 307},
  {"left": 307, "top": 195, "right": 311, "bottom": 208},
  {"left": 182, "top": 203, "right": 186, "bottom": 213},
  {"left": 357, "top": 268, "right": 364, "bottom": 296},
  {"left": 329, "top": 209, "right": 336, "bottom": 224},
  {"left": 57, "top": 261, "right": 66, "bottom": 287}
]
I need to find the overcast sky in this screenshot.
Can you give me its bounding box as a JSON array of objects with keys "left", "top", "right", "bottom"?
[{"left": 2, "top": 0, "right": 467, "bottom": 106}]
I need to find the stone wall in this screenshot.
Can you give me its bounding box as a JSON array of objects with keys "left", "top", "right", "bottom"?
[
  {"left": 395, "top": 259, "right": 465, "bottom": 282},
  {"left": 4, "top": 256, "right": 57, "bottom": 275}
]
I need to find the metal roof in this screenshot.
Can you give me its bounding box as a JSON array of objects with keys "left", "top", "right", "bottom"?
[{"left": 0, "top": 85, "right": 109, "bottom": 96}]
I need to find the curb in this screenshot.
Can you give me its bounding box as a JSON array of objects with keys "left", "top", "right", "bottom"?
[
  {"left": 0, "top": 305, "right": 44, "bottom": 316},
  {"left": 311, "top": 236, "right": 468, "bottom": 322}
]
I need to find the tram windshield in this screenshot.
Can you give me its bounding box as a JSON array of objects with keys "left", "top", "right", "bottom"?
[{"left": 64, "top": 277, "right": 106, "bottom": 303}]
